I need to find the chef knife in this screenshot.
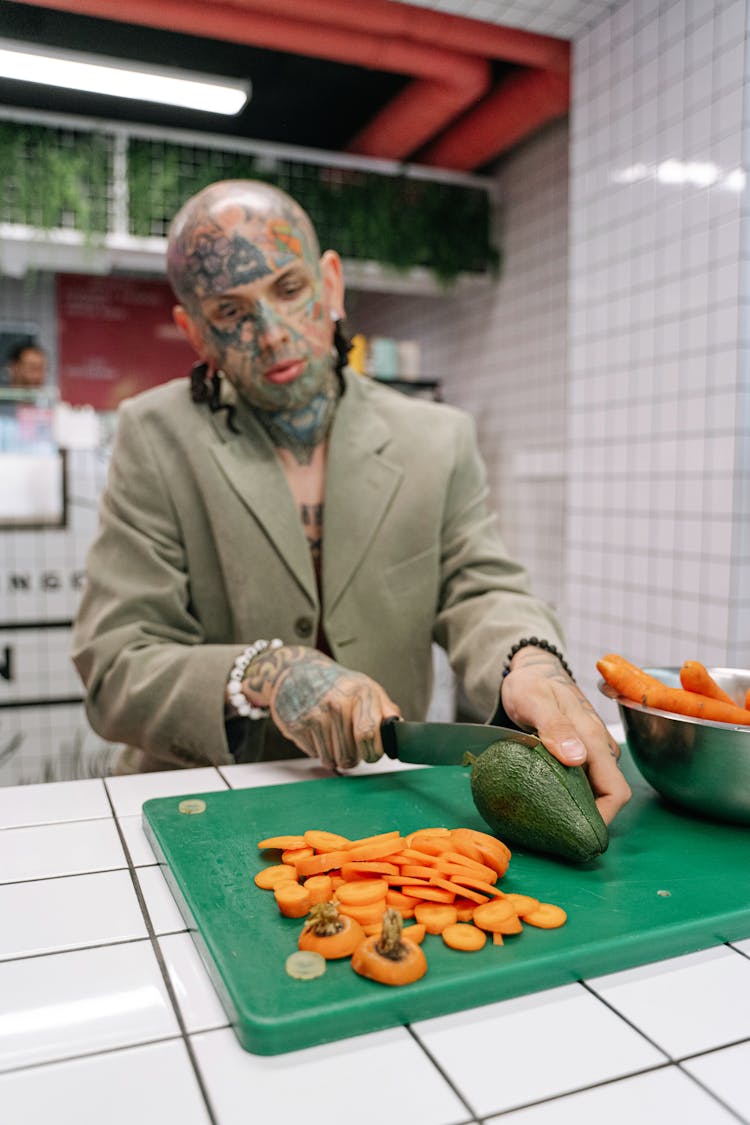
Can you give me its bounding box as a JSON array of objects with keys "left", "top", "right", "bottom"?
[{"left": 380, "top": 717, "right": 540, "bottom": 766}]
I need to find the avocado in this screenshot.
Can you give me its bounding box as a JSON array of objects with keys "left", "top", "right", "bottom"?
[{"left": 469, "top": 738, "right": 608, "bottom": 863}]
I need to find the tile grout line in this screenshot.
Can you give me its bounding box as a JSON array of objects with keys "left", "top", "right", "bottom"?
[
  {"left": 674, "top": 1062, "right": 750, "bottom": 1125},
  {"left": 405, "top": 1024, "right": 484, "bottom": 1123},
  {"left": 102, "top": 780, "right": 222, "bottom": 1125},
  {"left": 579, "top": 978, "right": 749, "bottom": 1121}
]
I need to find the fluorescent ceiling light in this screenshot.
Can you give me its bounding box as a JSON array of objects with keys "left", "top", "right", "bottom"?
[{"left": 0, "top": 39, "right": 250, "bottom": 115}]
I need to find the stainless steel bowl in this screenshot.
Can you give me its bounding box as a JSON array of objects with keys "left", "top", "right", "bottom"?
[{"left": 599, "top": 666, "right": 750, "bottom": 825}]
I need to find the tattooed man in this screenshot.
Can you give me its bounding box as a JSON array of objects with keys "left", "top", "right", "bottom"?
[{"left": 73, "top": 181, "right": 629, "bottom": 824}]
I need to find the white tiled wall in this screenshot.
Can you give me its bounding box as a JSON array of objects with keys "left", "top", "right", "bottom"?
[
  {"left": 351, "top": 118, "right": 570, "bottom": 619},
  {"left": 567, "top": 0, "right": 749, "bottom": 710},
  {"left": 357, "top": 0, "right": 750, "bottom": 716}
]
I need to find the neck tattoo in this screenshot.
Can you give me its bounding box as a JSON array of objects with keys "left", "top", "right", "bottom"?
[{"left": 257, "top": 382, "right": 338, "bottom": 466}]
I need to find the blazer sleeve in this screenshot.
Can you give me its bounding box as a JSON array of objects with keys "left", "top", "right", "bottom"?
[
  {"left": 432, "top": 410, "right": 567, "bottom": 720},
  {"left": 71, "top": 400, "right": 243, "bottom": 765}
]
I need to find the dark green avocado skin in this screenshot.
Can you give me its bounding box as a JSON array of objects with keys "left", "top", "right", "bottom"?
[{"left": 470, "top": 739, "right": 609, "bottom": 862}]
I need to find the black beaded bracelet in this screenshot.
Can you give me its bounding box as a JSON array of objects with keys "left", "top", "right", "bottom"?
[{"left": 502, "top": 637, "right": 575, "bottom": 681}]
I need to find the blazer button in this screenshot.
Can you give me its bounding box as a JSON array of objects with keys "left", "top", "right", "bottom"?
[{"left": 294, "top": 616, "right": 314, "bottom": 638}]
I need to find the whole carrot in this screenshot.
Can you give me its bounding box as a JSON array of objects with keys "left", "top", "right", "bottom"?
[
  {"left": 679, "top": 661, "right": 736, "bottom": 706},
  {"left": 597, "top": 655, "right": 750, "bottom": 725}
]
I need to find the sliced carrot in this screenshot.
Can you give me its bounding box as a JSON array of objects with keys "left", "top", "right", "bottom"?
[
  {"left": 330, "top": 875, "right": 346, "bottom": 891},
  {"left": 257, "top": 835, "right": 307, "bottom": 851},
  {"left": 503, "top": 893, "right": 540, "bottom": 917},
  {"left": 303, "top": 874, "right": 332, "bottom": 905},
  {"left": 362, "top": 922, "right": 385, "bottom": 936},
  {"left": 293, "top": 850, "right": 349, "bottom": 878},
  {"left": 340, "top": 861, "right": 399, "bottom": 878},
  {"left": 335, "top": 879, "right": 388, "bottom": 906},
  {"left": 428, "top": 876, "right": 490, "bottom": 905},
  {"left": 476, "top": 845, "right": 511, "bottom": 878},
  {"left": 338, "top": 900, "right": 388, "bottom": 926},
  {"left": 403, "top": 885, "right": 455, "bottom": 904},
  {"left": 282, "top": 845, "right": 314, "bottom": 864},
  {"left": 253, "top": 864, "right": 298, "bottom": 890},
  {"left": 492, "top": 932, "right": 505, "bottom": 946},
  {"left": 438, "top": 852, "right": 498, "bottom": 883},
  {"left": 472, "top": 898, "right": 518, "bottom": 933},
  {"left": 274, "top": 882, "right": 311, "bottom": 918},
  {"left": 407, "top": 835, "right": 453, "bottom": 856},
  {"left": 400, "top": 864, "right": 438, "bottom": 880},
  {"left": 448, "top": 828, "right": 486, "bottom": 865},
  {"left": 384, "top": 875, "right": 432, "bottom": 887},
  {"left": 345, "top": 838, "right": 407, "bottom": 862},
  {"left": 403, "top": 922, "right": 426, "bottom": 944},
  {"left": 454, "top": 897, "right": 478, "bottom": 922},
  {"left": 524, "top": 902, "right": 567, "bottom": 929},
  {"left": 391, "top": 848, "right": 440, "bottom": 865},
  {"left": 343, "top": 830, "right": 401, "bottom": 850},
  {"left": 414, "top": 902, "right": 458, "bottom": 933},
  {"left": 304, "top": 829, "right": 352, "bottom": 852},
  {"left": 385, "top": 890, "right": 422, "bottom": 911},
  {"left": 442, "top": 923, "right": 487, "bottom": 951},
  {"left": 442, "top": 871, "right": 504, "bottom": 898}
]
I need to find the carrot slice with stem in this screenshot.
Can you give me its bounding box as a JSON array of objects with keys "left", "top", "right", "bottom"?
[
  {"left": 524, "top": 902, "right": 567, "bottom": 929},
  {"left": 253, "top": 864, "right": 298, "bottom": 890},
  {"left": 414, "top": 903, "right": 458, "bottom": 933},
  {"left": 442, "top": 923, "right": 487, "bottom": 951}
]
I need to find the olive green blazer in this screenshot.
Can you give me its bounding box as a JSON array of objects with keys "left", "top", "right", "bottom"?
[{"left": 72, "top": 369, "right": 564, "bottom": 773}]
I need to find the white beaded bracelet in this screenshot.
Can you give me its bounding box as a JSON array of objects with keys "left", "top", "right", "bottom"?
[{"left": 226, "top": 638, "right": 283, "bottom": 719}]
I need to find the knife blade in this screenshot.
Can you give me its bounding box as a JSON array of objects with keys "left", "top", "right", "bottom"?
[{"left": 380, "top": 717, "right": 540, "bottom": 766}]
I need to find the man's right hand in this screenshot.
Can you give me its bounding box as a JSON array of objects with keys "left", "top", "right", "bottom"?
[{"left": 240, "top": 644, "right": 400, "bottom": 769}]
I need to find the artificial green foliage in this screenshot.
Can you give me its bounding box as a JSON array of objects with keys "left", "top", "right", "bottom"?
[
  {"left": 0, "top": 122, "right": 110, "bottom": 234},
  {"left": 128, "top": 140, "right": 499, "bottom": 282},
  {"left": 0, "top": 121, "right": 499, "bottom": 282}
]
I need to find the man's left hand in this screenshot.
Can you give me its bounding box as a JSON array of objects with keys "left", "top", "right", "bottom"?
[{"left": 500, "top": 647, "right": 631, "bottom": 825}]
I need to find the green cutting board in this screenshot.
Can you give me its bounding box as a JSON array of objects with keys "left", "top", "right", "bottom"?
[{"left": 142, "top": 752, "right": 750, "bottom": 1056}]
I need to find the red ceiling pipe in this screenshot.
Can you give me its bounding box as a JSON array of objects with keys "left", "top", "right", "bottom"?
[
  {"left": 418, "top": 68, "right": 570, "bottom": 171},
  {"left": 14, "top": 0, "right": 490, "bottom": 161},
  {"left": 215, "top": 0, "right": 569, "bottom": 74}
]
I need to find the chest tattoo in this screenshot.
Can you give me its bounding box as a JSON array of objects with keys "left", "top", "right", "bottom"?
[{"left": 300, "top": 502, "right": 323, "bottom": 563}]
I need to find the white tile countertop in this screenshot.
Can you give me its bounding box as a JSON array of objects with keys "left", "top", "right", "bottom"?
[{"left": 0, "top": 756, "right": 748, "bottom": 1125}]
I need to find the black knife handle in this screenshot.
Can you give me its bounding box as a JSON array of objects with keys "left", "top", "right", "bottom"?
[{"left": 380, "top": 716, "right": 400, "bottom": 759}]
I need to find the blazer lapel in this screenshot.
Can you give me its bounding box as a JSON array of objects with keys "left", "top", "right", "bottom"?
[
  {"left": 323, "top": 374, "right": 403, "bottom": 615},
  {"left": 208, "top": 400, "right": 318, "bottom": 606}
]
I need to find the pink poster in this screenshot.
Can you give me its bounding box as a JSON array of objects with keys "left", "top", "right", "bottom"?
[{"left": 57, "top": 273, "right": 195, "bottom": 411}]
